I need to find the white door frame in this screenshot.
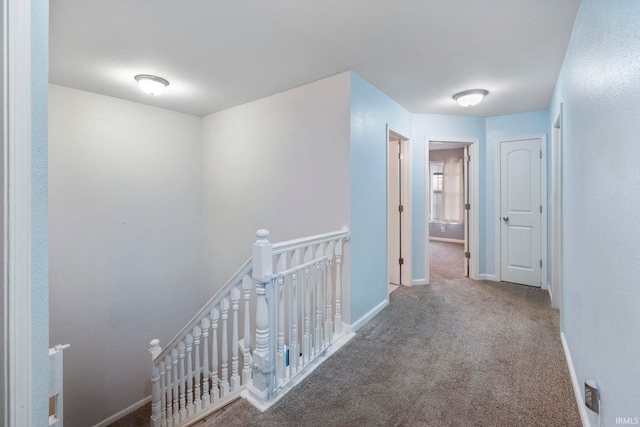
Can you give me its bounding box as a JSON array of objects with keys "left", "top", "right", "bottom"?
[
  {"left": 551, "top": 106, "right": 563, "bottom": 309},
  {"left": 424, "top": 138, "right": 480, "bottom": 283},
  {"left": 387, "top": 127, "right": 412, "bottom": 286},
  {"left": 2, "top": 0, "right": 34, "bottom": 425},
  {"left": 494, "top": 135, "right": 548, "bottom": 287}
]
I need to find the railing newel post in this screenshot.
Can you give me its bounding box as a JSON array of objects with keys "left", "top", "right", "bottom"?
[
  {"left": 250, "top": 229, "right": 274, "bottom": 403},
  {"left": 149, "top": 339, "right": 162, "bottom": 427}
]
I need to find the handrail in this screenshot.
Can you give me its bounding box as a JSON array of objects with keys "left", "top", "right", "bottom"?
[
  {"left": 272, "top": 256, "right": 329, "bottom": 278},
  {"left": 153, "top": 257, "right": 253, "bottom": 362},
  {"left": 153, "top": 227, "right": 350, "bottom": 363},
  {"left": 272, "top": 226, "right": 350, "bottom": 255}
]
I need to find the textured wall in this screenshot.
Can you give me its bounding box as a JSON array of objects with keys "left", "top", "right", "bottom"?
[
  {"left": 350, "top": 73, "right": 412, "bottom": 323},
  {"left": 49, "top": 85, "right": 203, "bottom": 427},
  {"left": 550, "top": 0, "right": 640, "bottom": 423}
]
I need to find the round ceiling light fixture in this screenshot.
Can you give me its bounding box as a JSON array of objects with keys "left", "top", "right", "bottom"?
[
  {"left": 453, "top": 89, "right": 488, "bottom": 107},
  {"left": 134, "top": 74, "right": 170, "bottom": 95}
]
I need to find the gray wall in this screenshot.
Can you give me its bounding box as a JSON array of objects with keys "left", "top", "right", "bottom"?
[
  {"left": 429, "top": 223, "right": 464, "bottom": 240},
  {"left": 200, "top": 72, "right": 352, "bottom": 317},
  {"left": 49, "top": 85, "right": 203, "bottom": 427},
  {"left": 429, "top": 147, "right": 464, "bottom": 163}
]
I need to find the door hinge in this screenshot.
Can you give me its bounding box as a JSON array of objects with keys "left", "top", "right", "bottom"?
[
  {"left": 465, "top": 155, "right": 471, "bottom": 162},
  {"left": 540, "top": 205, "right": 543, "bottom": 213},
  {"left": 465, "top": 252, "right": 471, "bottom": 259},
  {"left": 399, "top": 258, "right": 404, "bottom": 265},
  {"left": 540, "top": 150, "right": 543, "bottom": 159},
  {"left": 399, "top": 205, "right": 404, "bottom": 213},
  {"left": 540, "top": 260, "right": 543, "bottom": 268},
  {"left": 398, "top": 153, "right": 404, "bottom": 160},
  {"left": 465, "top": 203, "right": 471, "bottom": 210}
]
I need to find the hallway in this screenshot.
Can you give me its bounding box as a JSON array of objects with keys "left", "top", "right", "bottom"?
[
  {"left": 195, "top": 261, "right": 579, "bottom": 425},
  {"left": 429, "top": 240, "right": 467, "bottom": 283}
]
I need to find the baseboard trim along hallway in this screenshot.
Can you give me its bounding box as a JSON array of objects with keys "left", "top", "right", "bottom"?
[
  {"left": 345, "top": 299, "right": 388, "bottom": 332},
  {"left": 562, "top": 332, "right": 592, "bottom": 427}
]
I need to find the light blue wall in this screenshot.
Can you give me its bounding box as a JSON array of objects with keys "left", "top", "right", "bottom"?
[
  {"left": 32, "top": 0, "right": 49, "bottom": 423},
  {"left": 350, "top": 73, "right": 412, "bottom": 324},
  {"left": 485, "top": 110, "right": 549, "bottom": 277},
  {"left": 550, "top": 0, "right": 640, "bottom": 423},
  {"left": 411, "top": 115, "right": 485, "bottom": 278}
]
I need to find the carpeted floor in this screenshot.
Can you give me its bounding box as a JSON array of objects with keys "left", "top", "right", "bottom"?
[{"left": 112, "top": 241, "right": 580, "bottom": 426}]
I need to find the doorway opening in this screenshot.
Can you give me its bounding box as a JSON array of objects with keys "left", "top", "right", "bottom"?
[
  {"left": 551, "top": 106, "right": 563, "bottom": 308},
  {"left": 425, "top": 138, "right": 479, "bottom": 285},
  {"left": 388, "top": 128, "right": 411, "bottom": 295}
]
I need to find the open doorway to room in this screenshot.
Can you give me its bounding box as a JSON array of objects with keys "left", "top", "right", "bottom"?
[
  {"left": 388, "top": 128, "right": 411, "bottom": 295},
  {"left": 426, "top": 138, "right": 479, "bottom": 284}
]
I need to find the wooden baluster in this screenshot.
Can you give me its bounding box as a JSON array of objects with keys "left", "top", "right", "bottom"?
[
  {"left": 335, "top": 238, "right": 343, "bottom": 336},
  {"left": 325, "top": 241, "right": 335, "bottom": 344},
  {"left": 185, "top": 335, "right": 194, "bottom": 417},
  {"left": 171, "top": 349, "right": 179, "bottom": 425},
  {"left": 290, "top": 250, "right": 300, "bottom": 375},
  {"left": 178, "top": 342, "right": 187, "bottom": 421},
  {"left": 193, "top": 327, "right": 202, "bottom": 412},
  {"left": 164, "top": 355, "right": 173, "bottom": 427},
  {"left": 315, "top": 243, "right": 325, "bottom": 354},
  {"left": 220, "top": 297, "right": 230, "bottom": 397},
  {"left": 210, "top": 307, "right": 220, "bottom": 402},
  {"left": 159, "top": 361, "right": 167, "bottom": 426},
  {"left": 276, "top": 254, "right": 286, "bottom": 382},
  {"left": 150, "top": 366, "right": 161, "bottom": 427},
  {"left": 200, "top": 317, "right": 211, "bottom": 407},
  {"left": 242, "top": 275, "right": 252, "bottom": 385},
  {"left": 230, "top": 286, "right": 241, "bottom": 390},
  {"left": 303, "top": 246, "right": 313, "bottom": 364}
]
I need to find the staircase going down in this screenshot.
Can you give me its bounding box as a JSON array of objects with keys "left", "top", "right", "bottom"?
[{"left": 148, "top": 227, "right": 352, "bottom": 427}]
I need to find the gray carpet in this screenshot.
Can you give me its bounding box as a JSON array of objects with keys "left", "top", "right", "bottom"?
[{"left": 112, "top": 242, "right": 580, "bottom": 426}]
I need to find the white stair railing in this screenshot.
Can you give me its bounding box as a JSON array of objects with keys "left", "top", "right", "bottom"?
[
  {"left": 49, "top": 343, "right": 70, "bottom": 427},
  {"left": 149, "top": 227, "right": 349, "bottom": 426}
]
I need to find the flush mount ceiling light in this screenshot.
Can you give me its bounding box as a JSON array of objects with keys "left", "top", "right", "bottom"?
[
  {"left": 453, "top": 89, "right": 488, "bottom": 107},
  {"left": 134, "top": 74, "right": 170, "bottom": 95}
]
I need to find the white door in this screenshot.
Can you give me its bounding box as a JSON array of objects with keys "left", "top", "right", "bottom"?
[
  {"left": 388, "top": 136, "right": 401, "bottom": 285},
  {"left": 500, "top": 137, "right": 542, "bottom": 287},
  {"left": 463, "top": 146, "right": 470, "bottom": 277}
]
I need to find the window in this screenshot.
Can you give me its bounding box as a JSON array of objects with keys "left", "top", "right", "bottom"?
[{"left": 430, "top": 160, "right": 463, "bottom": 223}]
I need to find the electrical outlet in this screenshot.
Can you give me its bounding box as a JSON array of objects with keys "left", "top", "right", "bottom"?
[
  {"left": 441, "top": 226, "right": 445, "bottom": 233},
  {"left": 585, "top": 379, "right": 599, "bottom": 413}
]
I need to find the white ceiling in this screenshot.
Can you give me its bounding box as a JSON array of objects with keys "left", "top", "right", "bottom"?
[{"left": 49, "top": 0, "right": 581, "bottom": 118}]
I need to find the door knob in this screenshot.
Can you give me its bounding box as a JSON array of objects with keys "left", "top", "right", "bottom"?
[{"left": 502, "top": 216, "right": 509, "bottom": 222}]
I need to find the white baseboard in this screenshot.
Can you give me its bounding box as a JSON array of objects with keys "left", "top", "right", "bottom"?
[
  {"left": 428, "top": 237, "right": 464, "bottom": 244},
  {"left": 243, "top": 332, "right": 355, "bottom": 412},
  {"left": 411, "top": 278, "right": 428, "bottom": 286},
  {"left": 561, "top": 332, "right": 591, "bottom": 427},
  {"left": 92, "top": 395, "right": 151, "bottom": 427},
  {"left": 477, "top": 274, "right": 498, "bottom": 282},
  {"left": 345, "top": 299, "right": 389, "bottom": 332}
]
